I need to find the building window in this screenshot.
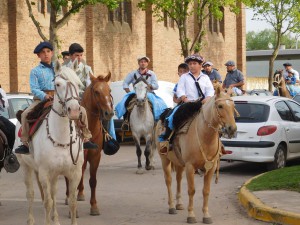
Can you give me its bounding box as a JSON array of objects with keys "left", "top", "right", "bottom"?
[
  {"left": 108, "top": 1, "right": 132, "bottom": 28},
  {"left": 163, "top": 11, "right": 174, "bottom": 28},
  {"left": 209, "top": 7, "right": 225, "bottom": 36},
  {"left": 38, "top": 0, "right": 62, "bottom": 15}
]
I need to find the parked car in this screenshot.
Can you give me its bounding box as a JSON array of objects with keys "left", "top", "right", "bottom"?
[
  {"left": 221, "top": 95, "right": 300, "bottom": 170},
  {"left": 110, "top": 81, "right": 176, "bottom": 142},
  {"left": 245, "top": 89, "right": 273, "bottom": 96},
  {"left": 0, "top": 93, "right": 33, "bottom": 125},
  {"left": 292, "top": 94, "right": 300, "bottom": 104}
]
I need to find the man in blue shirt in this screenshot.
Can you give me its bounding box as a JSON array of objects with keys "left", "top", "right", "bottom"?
[
  {"left": 202, "top": 61, "right": 222, "bottom": 83},
  {"left": 15, "top": 42, "right": 97, "bottom": 154}
]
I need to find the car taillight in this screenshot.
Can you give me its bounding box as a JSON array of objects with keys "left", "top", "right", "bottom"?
[{"left": 257, "top": 125, "right": 277, "bottom": 136}]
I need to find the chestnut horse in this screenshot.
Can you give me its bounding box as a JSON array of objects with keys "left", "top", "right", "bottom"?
[
  {"left": 155, "top": 87, "right": 237, "bottom": 224},
  {"left": 273, "top": 70, "right": 292, "bottom": 98},
  {"left": 65, "top": 73, "right": 114, "bottom": 215}
]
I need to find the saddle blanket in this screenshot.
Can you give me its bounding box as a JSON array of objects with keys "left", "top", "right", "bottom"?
[{"left": 115, "top": 91, "right": 168, "bottom": 121}]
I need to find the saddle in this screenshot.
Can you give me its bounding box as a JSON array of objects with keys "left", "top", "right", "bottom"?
[
  {"left": 159, "top": 100, "right": 203, "bottom": 155},
  {"left": 17, "top": 100, "right": 52, "bottom": 139}
]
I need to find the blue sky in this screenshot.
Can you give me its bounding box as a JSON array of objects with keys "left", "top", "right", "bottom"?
[{"left": 246, "top": 8, "right": 271, "bottom": 32}]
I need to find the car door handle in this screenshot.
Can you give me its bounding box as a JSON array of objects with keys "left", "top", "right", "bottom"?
[{"left": 285, "top": 128, "right": 290, "bottom": 132}]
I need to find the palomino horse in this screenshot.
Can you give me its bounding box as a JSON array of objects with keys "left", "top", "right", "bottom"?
[
  {"left": 155, "top": 86, "right": 237, "bottom": 224},
  {"left": 273, "top": 70, "right": 292, "bottom": 98},
  {"left": 65, "top": 73, "right": 114, "bottom": 215},
  {"left": 17, "top": 61, "right": 84, "bottom": 225},
  {"left": 130, "top": 77, "right": 155, "bottom": 174}
]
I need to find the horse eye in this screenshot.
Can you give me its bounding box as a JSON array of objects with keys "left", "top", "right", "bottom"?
[
  {"left": 56, "top": 84, "right": 60, "bottom": 87},
  {"left": 218, "top": 105, "right": 223, "bottom": 109}
]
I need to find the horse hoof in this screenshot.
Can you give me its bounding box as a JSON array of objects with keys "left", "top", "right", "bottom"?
[
  {"left": 136, "top": 168, "right": 144, "bottom": 174},
  {"left": 77, "top": 194, "right": 85, "bottom": 201},
  {"left": 176, "top": 204, "right": 184, "bottom": 210},
  {"left": 187, "top": 217, "right": 197, "bottom": 224},
  {"left": 169, "top": 208, "right": 177, "bottom": 214},
  {"left": 90, "top": 207, "right": 100, "bottom": 216},
  {"left": 145, "top": 165, "right": 152, "bottom": 170},
  {"left": 68, "top": 210, "right": 79, "bottom": 218},
  {"left": 65, "top": 197, "right": 68, "bottom": 205},
  {"left": 203, "top": 217, "right": 213, "bottom": 224}
]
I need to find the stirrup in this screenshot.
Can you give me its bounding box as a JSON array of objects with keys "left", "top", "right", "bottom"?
[
  {"left": 121, "top": 120, "right": 130, "bottom": 131},
  {"left": 159, "top": 141, "right": 170, "bottom": 155}
]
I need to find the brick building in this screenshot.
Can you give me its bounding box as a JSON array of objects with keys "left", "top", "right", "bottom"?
[{"left": 0, "top": 0, "right": 245, "bottom": 92}]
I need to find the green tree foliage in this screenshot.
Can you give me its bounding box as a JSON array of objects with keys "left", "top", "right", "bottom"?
[
  {"left": 138, "top": 0, "right": 243, "bottom": 58},
  {"left": 247, "top": 0, "right": 300, "bottom": 91},
  {"left": 26, "top": 0, "right": 120, "bottom": 58},
  {"left": 247, "top": 29, "right": 296, "bottom": 50}
]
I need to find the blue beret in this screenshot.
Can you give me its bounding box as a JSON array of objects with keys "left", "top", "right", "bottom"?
[
  {"left": 33, "top": 41, "right": 53, "bottom": 54},
  {"left": 283, "top": 62, "right": 292, "bottom": 66},
  {"left": 225, "top": 60, "right": 235, "bottom": 66}
]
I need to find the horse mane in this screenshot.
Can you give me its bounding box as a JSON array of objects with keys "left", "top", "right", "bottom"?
[{"left": 60, "top": 66, "right": 83, "bottom": 88}]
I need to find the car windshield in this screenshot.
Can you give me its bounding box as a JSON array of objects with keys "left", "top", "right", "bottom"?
[{"left": 234, "top": 102, "right": 270, "bottom": 123}]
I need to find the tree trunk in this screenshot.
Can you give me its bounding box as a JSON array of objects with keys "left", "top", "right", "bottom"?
[{"left": 49, "top": 7, "right": 58, "bottom": 61}]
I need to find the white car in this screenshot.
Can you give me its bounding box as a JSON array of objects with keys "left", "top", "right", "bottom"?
[
  {"left": 1, "top": 93, "right": 33, "bottom": 125},
  {"left": 221, "top": 96, "right": 300, "bottom": 170}
]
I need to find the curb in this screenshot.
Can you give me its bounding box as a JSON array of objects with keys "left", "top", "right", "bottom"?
[{"left": 238, "top": 175, "right": 300, "bottom": 225}]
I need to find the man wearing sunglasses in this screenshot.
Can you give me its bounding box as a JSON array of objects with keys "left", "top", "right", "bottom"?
[{"left": 202, "top": 61, "right": 222, "bottom": 83}]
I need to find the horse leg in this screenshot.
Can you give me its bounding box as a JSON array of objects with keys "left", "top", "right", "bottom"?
[
  {"left": 34, "top": 171, "right": 44, "bottom": 201},
  {"left": 202, "top": 165, "right": 216, "bottom": 224},
  {"left": 77, "top": 150, "right": 88, "bottom": 201},
  {"left": 38, "top": 169, "right": 52, "bottom": 225},
  {"left": 50, "top": 177, "right": 60, "bottom": 225},
  {"left": 68, "top": 173, "right": 81, "bottom": 225},
  {"left": 89, "top": 156, "right": 101, "bottom": 216},
  {"left": 175, "top": 165, "right": 184, "bottom": 210},
  {"left": 24, "top": 164, "right": 35, "bottom": 225},
  {"left": 160, "top": 155, "right": 176, "bottom": 214},
  {"left": 185, "top": 163, "right": 197, "bottom": 224},
  {"left": 149, "top": 131, "right": 156, "bottom": 170},
  {"left": 64, "top": 177, "right": 69, "bottom": 205},
  {"left": 144, "top": 136, "right": 152, "bottom": 170},
  {"left": 134, "top": 136, "right": 143, "bottom": 174}
]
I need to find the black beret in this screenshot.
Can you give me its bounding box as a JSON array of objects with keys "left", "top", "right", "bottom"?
[
  {"left": 283, "top": 62, "right": 292, "bottom": 66},
  {"left": 33, "top": 41, "right": 53, "bottom": 54},
  {"left": 61, "top": 51, "right": 69, "bottom": 56},
  {"left": 69, "top": 43, "right": 84, "bottom": 55}
]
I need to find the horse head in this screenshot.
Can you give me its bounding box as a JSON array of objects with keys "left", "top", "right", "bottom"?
[
  {"left": 273, "top": 69, "right": 284, "bottom": 88},
  {"left": 133, "top": 77, "right": 148, "bottom": 107},
  {"left": 89, "top": 72, "right": 114, "bottom": 120},
  {"left": 54, "top": 60, "right": 82, "bottom": 120},
  {"left": 212, "top": 86, "right": 237, "bottom": 138}
]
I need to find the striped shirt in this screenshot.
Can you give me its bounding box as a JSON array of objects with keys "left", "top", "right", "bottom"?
[{"left": 30, "top": 63, "right": 55, "bottom": 101}]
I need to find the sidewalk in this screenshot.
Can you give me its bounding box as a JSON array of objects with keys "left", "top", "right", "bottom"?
[{"left": 238, "top": 175, "right": 300, "bottom": 225}]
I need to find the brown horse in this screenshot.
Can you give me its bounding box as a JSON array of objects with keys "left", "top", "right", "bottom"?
[
  {"left": 273, "top": 70, "right": 292, "bottom": 98},
  {"left": 65, "top": 73, "right": 114, "bottom": 215},
  {"left": 155, "top": 87, "right": 237, "bottom": 224}
]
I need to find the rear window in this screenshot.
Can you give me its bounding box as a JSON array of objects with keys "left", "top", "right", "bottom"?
[{"left": 234, "top": 102, "right": 270, "bottom": 123}]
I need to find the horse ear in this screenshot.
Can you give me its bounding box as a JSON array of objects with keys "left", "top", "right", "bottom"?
[
  {"left": 104, "top": 72, "right": 111, "bottom": 82},
  {"left": 216, "top": 85, "right": 221, "bottom": 97},
  {"left": 54, "top": 60, "right": 61, "bottom": 73},
  {"left": 71, "top": 58, "right": 79, "bottom": 71}
]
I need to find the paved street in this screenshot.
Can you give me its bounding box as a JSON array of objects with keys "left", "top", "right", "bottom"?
[{"left": 0, "top": 144, "right": 269, "bottom": 225}]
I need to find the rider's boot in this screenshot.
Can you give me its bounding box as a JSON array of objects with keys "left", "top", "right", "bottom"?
[
  {"left": 15, "top": 143, "right": 30, "bottom": 155},
  {"left": 83, "top": 140, "right": 99, "bottom": 150},
  {"left": 121, "top": 112, "right": 130, "bottom": 131}
]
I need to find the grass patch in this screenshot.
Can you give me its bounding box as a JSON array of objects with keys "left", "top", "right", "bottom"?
[{"left": 246, "top": 165, "right": 300, "bottom": 192}]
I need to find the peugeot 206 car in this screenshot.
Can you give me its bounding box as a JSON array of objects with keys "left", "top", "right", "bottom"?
[{"left": 221, "top": 96, "right": 300, "bottom": 170}]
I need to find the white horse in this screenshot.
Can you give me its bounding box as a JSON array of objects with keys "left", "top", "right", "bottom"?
[
  {"left": 130, "top": 77, "right": 155, "bottom": 174},
  {"left": 16, "top": 61, "right": 84, "bottom": 225}
]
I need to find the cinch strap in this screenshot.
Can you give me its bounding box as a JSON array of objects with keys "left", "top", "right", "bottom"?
[{"left": 189, "top": 73, "right": 205, "bottom": 101}]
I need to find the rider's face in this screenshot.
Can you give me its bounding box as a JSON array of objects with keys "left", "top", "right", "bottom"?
[
  {"left": 138, "top": 59, "right": 149, "bottom": 69},
  {"left": 203, "top": 65, "right": 212, "bottom": 73},
  {"left": 226, "top": 65, "right": 235, "bottom": 72},
  {"left": 71, "top": 52, "right": 83, "bottom": 63},
  {"left": 188, "top": 61, "right": 202, "bottom": 75},
  {"left": 37, "top": 48, "right": 53, "bottom": 64}
]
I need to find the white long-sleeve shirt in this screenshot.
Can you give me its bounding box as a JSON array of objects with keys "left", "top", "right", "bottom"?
[{"left": 176, "top": 72, "right": 215, "bottom": 101}]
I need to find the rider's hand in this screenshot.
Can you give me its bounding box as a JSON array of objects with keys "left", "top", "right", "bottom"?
[
  {"left": 45, "top": 94, "right": 53, "bottom": 100},
  {"left": 147, "top": 84, "right": 153, "bottom": 91}
]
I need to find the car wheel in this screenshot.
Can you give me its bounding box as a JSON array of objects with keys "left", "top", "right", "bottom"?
[{"left": 267, "top": 144, "right": 286, "bottom": 171}]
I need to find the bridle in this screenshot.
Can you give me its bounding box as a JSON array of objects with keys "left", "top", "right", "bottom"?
[
  {"left": 47, "top": 73, "right": 82, "bottom": 165},
  {"left": 133, "top": 77, "right": 149, "bottom": 107},
  {"left": 202, "top": 96, "right": 239, "bottom": 132},
  {"left": 51, "top": 74, "right": 81, "bottom": 117},
  {"left": 82, "top": 82, "right": 114, "bottom": 118}
]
